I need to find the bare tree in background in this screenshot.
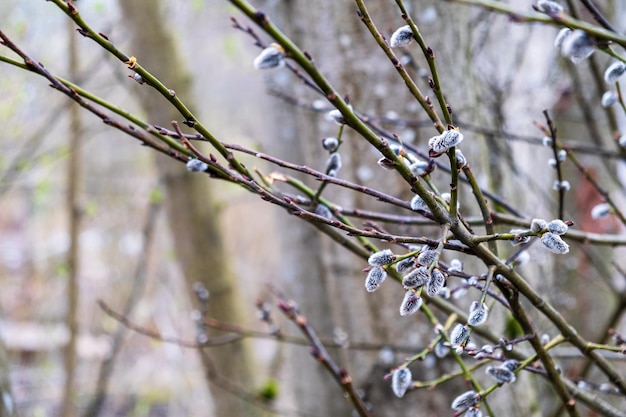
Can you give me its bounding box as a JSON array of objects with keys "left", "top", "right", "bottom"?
[{"left": 1, "top": 0, "right": 626, "bottom": 416}]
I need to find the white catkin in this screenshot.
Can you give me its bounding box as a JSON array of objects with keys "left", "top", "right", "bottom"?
[
  {"left": 402, "top": 266, "right": 430, "bottom": 289},
  {"left": 467, "top": 301, "right": 489, "bottom": 326},
  {"left": 186, "top": 158, "right": 208, "bottom": 172},
  {"left": 591, "top": 203, "right": 611, "bottom": 219},
  {"left": 541, "top": 232, "right": 570, "bottom": 254},
  {"left": 537, "top": 0, "right": 564, "bottom": 14},
  {"left": 604, "top": 61, "right": 626, "bottom": 83},
  {"left": 253, "top": 45, "right": 285, "bottom": 69},
  {"left": 530, "top": 218, "right": 547, "bottom": 233},
  {"left": 601, "top": 91, "right": 618, "bottom": 107},
  {"left": 368, "top": 249, "right": 395, "bottom": 266},
  {"left": 486, "top": 366, "right": 516, "bottom": 384},
  {"left": 391, "top": 368, "right": 413, "bottom": 397},
  {"left": 365, "top": 267, "right": 387, "bottom": 292},
  {"left": 426, "top": 269, "right": 446, "bottom": 297},
  {"left": 451, "top": 390, "right": 480, "bottom": 412},
  {"left": 399, "top": 291, "right": 422, "bottom": 316},
  {"left": 554, "top": 28, "right": 571, "bottom": 48},
  {"left": 561, "top": 30, "right": 595, "bottom": 63},
  {"left": 395, "top": 257, "right": 417, "bottom": 274},
  {"left": 390, "top": 25, "right": 414, "bottom": 48},
  {"left": 450, "top": 324, "right": 470, "bottom": 348},
  {"left": 547, "top": 219, "right": 568, "bottom": 235}
]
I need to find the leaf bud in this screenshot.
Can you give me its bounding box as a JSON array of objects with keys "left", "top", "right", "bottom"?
[
  {"left": 409, "top": 160, "right": 430, "bottom": 176},
  {"left": 417, "top": 248, "right": 438, "bottom": 266},
  {"left": 410, "top": 194, "right": 429, "bottom": 212}
]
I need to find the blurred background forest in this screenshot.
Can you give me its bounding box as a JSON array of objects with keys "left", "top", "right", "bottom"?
[{"left": 1, "top": 0, "right": 626, "bottom": 416}]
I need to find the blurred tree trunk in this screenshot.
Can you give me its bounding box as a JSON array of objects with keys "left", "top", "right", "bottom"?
[
  {"left": 260, "top": 0, "right": 556, "bottom": 415},
  {"left": 119, "top": 2, "right": 259, "bottom": 416}
]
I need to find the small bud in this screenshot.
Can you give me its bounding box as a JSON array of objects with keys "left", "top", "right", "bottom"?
[
  {"left": 486, "top": 366, "right": 516, "bottom": 384},
  {"left": 591, "top": 203, "right": 611, "bottom": 219},
  {"left": 450, "top": 324, "right": 470, "bottom": 348},
  {"left": 530, "top": 218, "right": 547, "bottom": 233},
  {"left": 561, "top": 30, "right": 594, "bottom": 64},
  {"left": 456, "top": 149, "right": 468, "bottom": 168},
  {"left": 365, "top": 267, "right": 387, "bottom": 292},
  {"left": 557, "top": 149, "right": 567, "bottom": 161},
  {"left": 322, "top": 137, "right": 339, "bottom": 152},
  {"left": 391, "top": 367, "right": 413, "bottom": 398},
  {"left": 409, "top": 160, "right": 430, "bottom": 176},
  {"left": 368, "top": 249, "right": 396, "bottom": 267},
  {"left": 327, "top": 104, "right": 352, "bottom": 125},
  {"left": 417, "top": 248, "right": 438, "bottom": 266},
  {"left": 554, "top": 27, "right": 571, "bottom": 48},
  {"left": 541, "top": 333, "right": 551, "bottom": 344},
  {"left": 448, "top": 259, "right": 463, "bottom": 273},
  {"left": 542, "top": 136, "right": 553, "bottom": 147},
  {"left": 390, "top": 25, "right": 414, "bottom": 48},
  {"left": 131, "top": 72, "right": 145, "bottom": 84},
  {"left": 536, "top": 0, "right": 564, "bottom": 14},
  {"left": 553, "top": 180, "right": 571, "bottom": 191},
  {"left": 426, "top": 269, "right": 446, "bottom": 297},
  {"left": 548, "top": 158, "right": 557, "bottom": 168},
  {"left": 326, "top": 152, "right": 342, "bottom": 176},
  {"left": 377, "top": 157, "right": 395, "bottom": 170},
  {"left": 510, "top": 229, "right": 530, "bottom": 246},
  {"left": 402, "top": 266, "right": 430, "bottom": 289},
  {"left": 465, "top": 408, "right": 483, "bottom": 417},
  {"left": 253, "top": 43, "right": 285, "bottom": 69},
  {"left": 604, "top": 61, "right": 626, "bottom": 84},
  {"left": 410, "top": 194, "right": 429, "bottom": 212},
  {"left": 502, "top": 359, "right": 520, "bottom": 372},
  {"left": 547, "top": 219, "right": 568, "bottom": 235},
  {"left": 434, "top": 340, "right": 450, "bottom": 358},
  {"left": 541, "top": 232, "right": 570, "bottom": 254},
  {"left": 481, "top": 344, "right": 494, "bottom": 354},
  {"left": 451, "top": 390, "right": 480, "bottom": 412},
  {"left": 467, "top": 301, "right": 489, "bottom": 326},
  {"left": 186, "top": 158, "right": 208, "bottom": 172},
  {"left": 619, "top": 135, "right": 626, "bottom": 148},
  {"left": 399, "top": 291, "right": 422, "bottom": 316},
  {"left": 601, "top": 91, "right": 618, "bottom": 107},
  {"left": 315, "top": 204, "right": 333, "bottom": 220}
]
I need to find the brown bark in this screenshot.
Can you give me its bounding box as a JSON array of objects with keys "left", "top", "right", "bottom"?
[{"left": 118, "top": 2, "right": 258, "bottom": 416}]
